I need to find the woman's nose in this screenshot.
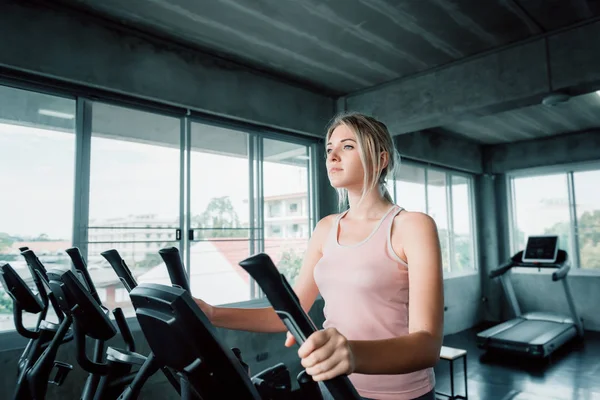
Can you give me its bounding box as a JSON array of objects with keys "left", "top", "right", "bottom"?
[{"left": 327, "top": 148, "right": 340, "bottom": 161}]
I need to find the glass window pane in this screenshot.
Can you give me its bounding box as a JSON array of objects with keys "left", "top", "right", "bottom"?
[
  {"left": 511, "top": 173, "right": 572, "bottom": 256},
  {"left": 452, "top": 175, "right": 474, "bottom": 271},
  {"left": 395, "top": 163, "right": 426, "bottom": 213},
  {"left": 573, "top": 170, "right": 600, "bottom": 269},
  {"left": 263, "top": 139, "right": 311, "bottom": 287},
  {"left": 0, "top": 85, "right": 76, "bottom": 332},
  {"left": 427, "top": 169, "right": 450, "bottom": 271},
  {"left": 189, "top": 123, "right": 251, "bottom": 305},
  {"left": 88, "top": 102, "right": 181, "bottom": 317}
]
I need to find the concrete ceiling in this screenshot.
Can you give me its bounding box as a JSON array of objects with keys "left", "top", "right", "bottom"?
[{"left": 46, "top": 0, "right": 600, "bottom": 144}]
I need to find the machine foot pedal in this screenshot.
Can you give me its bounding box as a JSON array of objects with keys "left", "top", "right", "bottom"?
[{"left": 49, "top": 361, "right": 73, "bottom": 386}]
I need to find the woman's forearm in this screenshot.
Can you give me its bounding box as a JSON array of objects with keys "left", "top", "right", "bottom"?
[
  {"left": 210, "top": 305, "right": 287, "bottom": 333},
  {"left": 349, "top": 331, "right": 441, "bottom": 375}
]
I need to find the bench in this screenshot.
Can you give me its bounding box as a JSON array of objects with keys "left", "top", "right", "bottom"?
[{"left": 436, "top": 346, "right": 468, "bottom": 400}]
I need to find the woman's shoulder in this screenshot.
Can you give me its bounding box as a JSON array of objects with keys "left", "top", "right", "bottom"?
[
  {"left": 315, "top": 212, "right": 342, "bottom": 231},
  {"left": 393, "top": 209, "right": 438, "bottom": 234}
]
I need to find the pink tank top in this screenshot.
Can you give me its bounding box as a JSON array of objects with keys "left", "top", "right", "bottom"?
[{"left": 313, "top": 205, "right": 435, "bottom": 400}]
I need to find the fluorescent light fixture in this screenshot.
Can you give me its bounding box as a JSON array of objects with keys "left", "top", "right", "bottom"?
[
  {"left": 295, "top": 155, "right": 310, "bottom": 160},
  {"left": 38, "top": 109, "right": 75, "bottom": 120},
  {"left": 596, "top": 90, "right": 600, "bottom": 97}
]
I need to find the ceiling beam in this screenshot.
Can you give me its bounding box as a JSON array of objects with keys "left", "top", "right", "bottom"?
[{"left": 345, "top": 18, "right": 600, "bottom": 136}]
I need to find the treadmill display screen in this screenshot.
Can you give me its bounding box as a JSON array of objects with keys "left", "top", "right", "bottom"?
[{"left": 522, "top": 236, "right": 559, "bottom": 263}]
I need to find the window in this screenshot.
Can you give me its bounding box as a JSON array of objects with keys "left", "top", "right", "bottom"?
[
  {"left": 88, "top": 102, "right": 182, "bottom": 316},
  {"left": 451, "top": 176, "right": 475, "bottom": 272},
  {"left": 427, "top": 170, "right": 450, "bottom": 269},
  {"left": 263, "top": 139, "right": 311, "bottom": 287},
  {"left": 188, "top": 123, "right": 252, "bottom": 305},
  {"left": 0, "top": 85, "right": 76, "bottom": 332},
  {"left": 391, "top": 161, "right": 477, "bottom": 273},
  {"left": 509, "top": 166, "right": 600, "bottom": 270},
  {"left": 574, "top": 170, "right": 600, "bottom": 269},
  {"left": 510, "top": 173, "right": 571, "bottom": 254},
  {"left": 0, "top": 80, "right": 318, "bottom": 337}
]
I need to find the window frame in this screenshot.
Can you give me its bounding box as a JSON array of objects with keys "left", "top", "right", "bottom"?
[
  {"left": 391, "top": 159, "right": 479, "bottom": 277},
  {"left": 0, "top": 76, "right": 319, "bottom": 342},
  {"left": 506, "top": 160, "right": 600, "bottom": 275}
]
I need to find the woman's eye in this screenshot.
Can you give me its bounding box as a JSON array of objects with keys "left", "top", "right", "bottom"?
[{"left": 344, "top": 145, "right": 354, "bottom": 150}]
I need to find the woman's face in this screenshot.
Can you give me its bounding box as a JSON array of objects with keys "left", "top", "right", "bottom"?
[{"left": 326, "top": 124, "right": 365, "bottom": 190}]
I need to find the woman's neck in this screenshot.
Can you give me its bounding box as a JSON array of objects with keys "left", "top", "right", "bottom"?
[{"left": 345, "top": 188, "right": 393, "bottom": 220}]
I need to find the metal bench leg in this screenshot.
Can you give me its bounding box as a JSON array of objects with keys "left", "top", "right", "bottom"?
[
  {"left": 463, "top": 356, "right": 468, "bottom": 399},
  {"left": 450, "top": 359, "right": 454, "bottom": 399}
]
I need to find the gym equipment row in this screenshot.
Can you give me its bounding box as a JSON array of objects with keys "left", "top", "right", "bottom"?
[{"left": 1, "top": 246, "right": 362, "bottom": 399}]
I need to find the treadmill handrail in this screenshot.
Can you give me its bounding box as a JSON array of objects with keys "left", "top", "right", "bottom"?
[
  {"left": 490, "top": 250, "right": 570, "bottom": 279},
  {"left": 552, "top": 263, "right": 570, "bottom": 281},
  {"left": 489, "top": 260, "right": 514, "bottom": 279},
  {"left": 238, "top": 253, "right": 362, "bottom": 400}
]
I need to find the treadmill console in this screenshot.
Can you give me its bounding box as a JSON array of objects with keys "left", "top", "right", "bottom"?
[{"left": 522, "top": 235, "right": 559, "bottom": 264}]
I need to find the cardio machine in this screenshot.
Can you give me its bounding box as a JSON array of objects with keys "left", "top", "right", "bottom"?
[
  {"left": 128, "top": 248, "right": 359, "bottom": 399},
  {"left": 476, "top": 235, "right": 584, "bottom": 358}
]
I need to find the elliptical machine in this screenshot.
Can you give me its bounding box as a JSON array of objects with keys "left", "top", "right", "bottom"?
[
  {"left": 127, "top": 247, "right": 360, "bottom": 399},
  {"left": 0, "top": 248, "right": 74, "bottom": 400},
  {"left": 56, "top": 247, "right": 151, "bottom": 400}
]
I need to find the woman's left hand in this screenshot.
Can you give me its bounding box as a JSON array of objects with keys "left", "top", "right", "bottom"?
[{"left": 298, "top": 328, "right": 355, "bottom": 381}]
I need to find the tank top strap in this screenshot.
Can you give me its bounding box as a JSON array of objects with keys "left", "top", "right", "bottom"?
[
  {"left": 324, "top": 209, "right": 349, "bottom": 250},
  {"left": 382, "top": 205, "right": 407, "bottom": 266},
  {"left": 374, "top": 204, "right": 403, "bottom": 234}
]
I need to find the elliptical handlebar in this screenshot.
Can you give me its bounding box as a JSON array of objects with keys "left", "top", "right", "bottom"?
[
  {"left": 158, "top": 247, "right": 191, "bottom": 292},
  {"left": 19, "top": 250, "right": 50, "bottom": 306},
  {"left": 238, "top": 253, "right": 362, "bottom": 400},
  {"left": 101, "top": 249, "right": 138, "bottom": 292},
  {"left": 65, "top": 247, "right": 102, "bottom": 305}
]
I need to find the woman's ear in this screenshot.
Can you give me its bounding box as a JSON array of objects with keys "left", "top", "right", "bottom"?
[{"left": 380, "top": 151, "right": 389, "bottom": 170}]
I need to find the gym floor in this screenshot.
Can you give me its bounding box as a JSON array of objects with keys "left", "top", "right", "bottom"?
[{"left": 434, "top": 323, "right": 600, "bottom": 400}]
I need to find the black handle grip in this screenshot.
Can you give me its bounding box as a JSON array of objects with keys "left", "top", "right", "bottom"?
[
  {"left": 101, "top": 249, "right": 137, "bottom": 292},
  {"left": 20, "top": 250, "right": 49, "bottom": 301},
  {"left": 238, "top": 253, "right": 361, "bottom": 400},
  {"left": 158, "top": 247, "right": 191, "bottom": 292},
  {"left": 113, "top": 307, "right": 136, "bottom": 352},
  {"left": 65, "top": 248, "right": 101, "bottom": 305}
]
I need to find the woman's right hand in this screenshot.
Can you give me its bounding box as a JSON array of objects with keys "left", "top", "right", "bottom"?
[
  {"left": 285, "top": 331, "right": 297, "bottom": 347},
  {"left": 193, "top": 297, "right": 215, "bottom": 322}
]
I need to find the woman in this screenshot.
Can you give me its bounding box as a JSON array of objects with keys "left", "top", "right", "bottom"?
[{"left": 194, "top": 112, "right": 444, "bottom": 400}]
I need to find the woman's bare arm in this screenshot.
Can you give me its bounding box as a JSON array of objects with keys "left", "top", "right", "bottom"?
[{"left": 195, "top": 215, "right": 335, "bottom": 333}]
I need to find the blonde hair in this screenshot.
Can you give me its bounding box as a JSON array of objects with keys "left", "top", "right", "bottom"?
[{"left": 325, "top": 112, "right": 400, "bottom": 211}]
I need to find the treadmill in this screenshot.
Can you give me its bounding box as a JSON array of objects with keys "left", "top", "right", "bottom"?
[{"left": 477, "top": 235, "right": 584, "bottom": 358}]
